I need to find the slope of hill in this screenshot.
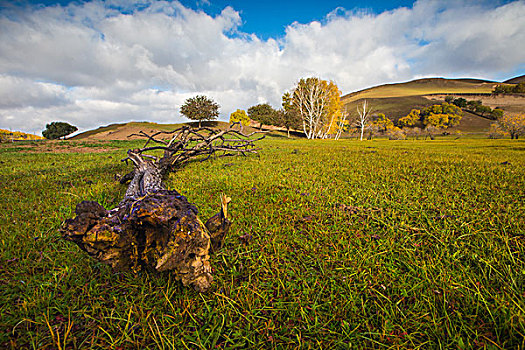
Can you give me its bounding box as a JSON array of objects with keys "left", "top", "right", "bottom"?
[
  {"left": 0, "top": 129, "right": 44, "bottom": 141},
  {"left": 503, "top": 75, "right": 525, "bottom": 84},
  {"left": 342, "top": 78, "right": 495, "bottom": 103},
  {"left": 341, "top": 77, "right": 524, "bottom": 132},
  {"left": 454, "top": 78, "right": 496, "bottom": 84},
  {"left": 72, "top": 121, "right": 264, "bottom": 140}
]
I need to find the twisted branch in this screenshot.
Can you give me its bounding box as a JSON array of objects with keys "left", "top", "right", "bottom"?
[{"left": 121, "top": 123, "right": 265, "bottom": 179}]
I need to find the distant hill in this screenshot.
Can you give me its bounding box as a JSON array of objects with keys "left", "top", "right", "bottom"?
[
  {"left": 504, "top": 75, "right": 525, "bottom": 84},
  {"left": 0, "top": 129, "right": 44, "bottom": 141},
  {"left": 72, "top": 120, "right": 265, "bottom": 140},
  {"left": 342, "top": 77, "right": 496, "bottom": 103},
  {"left": 341, "top": 77, "right": 524, "bottom": 133},
  {"left": 454, "top": 78, "right": 496, "bottom": 84}
]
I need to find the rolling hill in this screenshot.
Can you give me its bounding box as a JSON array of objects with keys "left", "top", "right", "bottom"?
[
  {"left": 71, "top": 120, "right": 266, "bottom": 140},
  {"left": 341, "top": 77, "right": 524, "bottom": 132},
  {"left": 503, "top": 75, "right": 525, "bottom": 84},
  {"left": 341, "top": 77, "right": 496, "bottom": 103}
]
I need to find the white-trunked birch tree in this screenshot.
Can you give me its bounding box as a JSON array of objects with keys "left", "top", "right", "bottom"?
[
  {"left": 289, "top": 78, "right": 345, "bottom": 139},
  {"left": 356, "top": 100, "right": 372, "bottom": 141}
]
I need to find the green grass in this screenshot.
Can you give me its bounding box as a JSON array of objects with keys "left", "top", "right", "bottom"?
[{"left": 1, "top": 138, "right": 524, "bottom": 349}]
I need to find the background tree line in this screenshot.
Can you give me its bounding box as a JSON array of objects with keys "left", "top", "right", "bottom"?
[
  {"left": 444, "top": 96, "right": 503, "bottom": 120},
  {"left": 40, "top": 79, "right": 524, "bottom": 141},
  {"left": 493, "top": 82, "right": 525, "bottom": 94}
]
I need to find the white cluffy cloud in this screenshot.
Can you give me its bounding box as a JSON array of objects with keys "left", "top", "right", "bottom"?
[{"left": 0, "top": 0, "right": 524, "bottom": 134}]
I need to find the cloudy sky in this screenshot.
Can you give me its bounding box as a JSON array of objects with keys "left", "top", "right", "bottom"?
[{"left": 1, "top": 0, "right": 524, "bottom": 135}]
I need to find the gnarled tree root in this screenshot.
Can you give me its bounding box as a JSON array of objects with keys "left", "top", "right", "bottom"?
[{"left": 61, "top": 190, "right": 227, "bottom": 292}]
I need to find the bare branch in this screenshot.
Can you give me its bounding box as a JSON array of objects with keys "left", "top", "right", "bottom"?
[{"left": 124, "top": 125, "right": 265, "bottom": 173}]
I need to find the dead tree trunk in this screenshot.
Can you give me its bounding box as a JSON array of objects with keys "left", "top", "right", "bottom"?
[{"left": 61, "top": 124, "right": 263, "bottom": 292}]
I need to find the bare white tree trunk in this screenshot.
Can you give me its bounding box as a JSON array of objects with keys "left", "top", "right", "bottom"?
[
  {"left": 357, "top": 100, "right": 371, "bottom": 141},
  {"left": 334, "top": 110, "right": 348, "bottom": 140},
  {"left": 294, "top": 78, "right": 330, "bottom": 139},
  {"left": 320, "top": 108, "right": 339, "bottom": 139}
]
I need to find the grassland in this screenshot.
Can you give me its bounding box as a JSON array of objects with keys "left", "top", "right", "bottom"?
[{"left": 1, "top": 137, "right": 524, "bottom": 349}]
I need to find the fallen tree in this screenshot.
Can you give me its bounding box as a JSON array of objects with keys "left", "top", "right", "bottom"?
[{"left": 61, "top": 124, "right": 264, "bottom": 292}]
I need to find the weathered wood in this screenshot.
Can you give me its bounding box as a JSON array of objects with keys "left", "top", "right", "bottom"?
[
  {"left": 61, "top": 125, "right": 263, "bottom": 292},
  {"left": 62, "top": 190, "right": 214, "bottom": 291}
]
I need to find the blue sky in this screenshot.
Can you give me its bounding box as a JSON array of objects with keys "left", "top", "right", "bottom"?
[
  {"left": 182, "top": 0, "right": 418, "bottom": 39},
  {"left": 9, "top": 0, "right": 515, "bottom": 39},
  {"left": 0, "top": 0, "right": 524, "bottom": 134}
]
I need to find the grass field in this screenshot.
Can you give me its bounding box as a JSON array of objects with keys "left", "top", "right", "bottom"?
[{"left": 1, "top": 137, "right": 524, "bottom": 349}]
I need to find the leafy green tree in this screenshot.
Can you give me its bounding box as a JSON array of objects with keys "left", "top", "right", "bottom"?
[
  {"left": 493, "top": 85, "right": 506, "bottom": 93},
  {"left": 42, "top": 122, "right": 78, "bottom": 140},
  {"left": 513, "top": 83, "right": 525, "bottom": 93},
  {"left": 491, "top": 108, "right": 504, "bottom": 120},
  {"left": 247, "top": 103, "right": 277, "bottom": 130},
  {"left": 493, "top": 84, "right": 515, "bottom": 94},
  {"left": 180, "top": 95, "right": 220, "bottom": 128},
  {"left": 444, "top": 95, "right": 454, "bottom": 103},
  {"left": 452, "top": 98, "right": 467, "bottom": 108},
  {"left": 229, "top": 109, "right": 250, "bottom": 131},
  {"left": 475, "top": 105, "right": 492, "bottom": 117},
  {"left": 466, "top": 100, "right": 482, "bottom": 111},
  {"left": 280, "top": 92, "right": 303, "bottom": 138}
]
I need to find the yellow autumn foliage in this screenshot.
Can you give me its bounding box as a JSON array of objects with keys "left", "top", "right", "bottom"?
[
  {"left": 0, "top": 129, "right": 44, "bottom": 141},
  {"left": 497, "top": 113, "right": 525, "bottom": 139}
]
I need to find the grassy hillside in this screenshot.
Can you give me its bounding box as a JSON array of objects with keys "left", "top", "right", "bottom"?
[
  {"left": 504, "top": 75, "right": 525, "bottom": 84},
  {"left": 341, "top": 95, "right": 494, "bottom": 133},
  {"left": 341, "top": 77, "right": 524, "bottom": 133},
  {"left": 72, "top": 121, "right": 195, "bottom": 140},
  {"left": 1, "top": 138, "right": 524, "bottom": 348},
  {"left": 344, "top": 95, "right": 436, "bottom": 118},
  {"left": 342, "top": 78, "right": 495, "bottom": 103},
  {"left": 72, "top": 121, "right": 268, "bottom": 140}
]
